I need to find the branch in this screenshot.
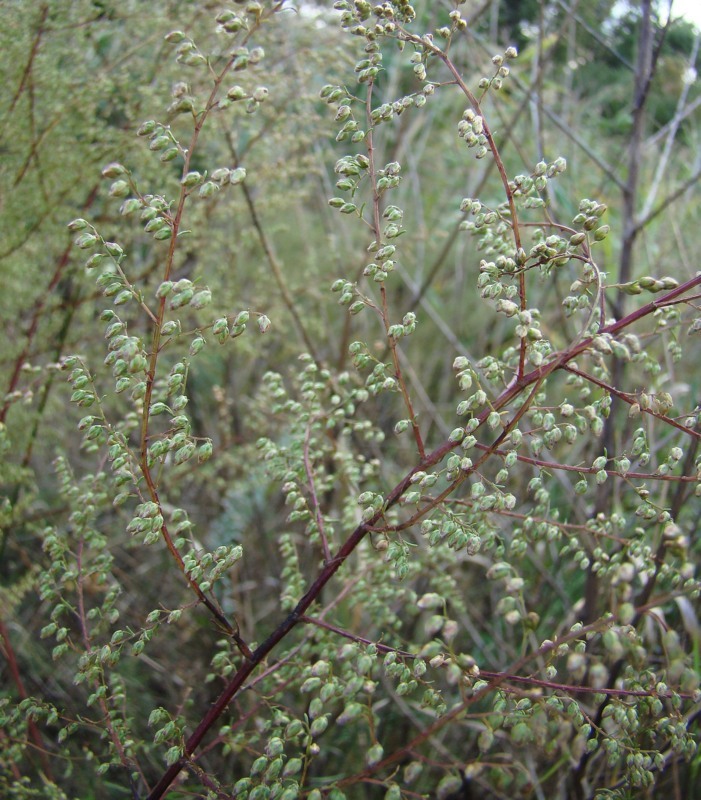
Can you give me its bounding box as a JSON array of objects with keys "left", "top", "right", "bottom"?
[{"left": 145, "top": 265, "right": 701, "bottom": 797}]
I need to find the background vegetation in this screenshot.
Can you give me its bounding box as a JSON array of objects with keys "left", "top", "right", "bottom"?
[{"left": 1, "top": 1, "right": 700, "bottom": 798}]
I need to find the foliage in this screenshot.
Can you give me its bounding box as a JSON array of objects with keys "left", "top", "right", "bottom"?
[{"left": 1, "top": 2, "right": 701, "bottom": 799}]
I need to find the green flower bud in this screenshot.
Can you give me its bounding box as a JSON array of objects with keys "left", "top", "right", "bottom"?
[
  {"left": 449, "top": 427, "right": 465, "bottom": 443},
  {"left": 310, "top": 716, "right": 328, "bottom": 737},
  {"left": 189, "top": 337, "right": 205, "bottom": 356},
  {"left": 145, "top": 217, "right": 168, "bottom": 233},
  {"left": 169, "top": 289, "right": 193, "bottom": 309},
  {"left": 366, "top": 743, "right": 384, "bottom": 767},
  {"left": 102, "top": 162, "right": 127, "bottom": 178},
  {"left": 140, "top": 207, "right": 158, "bottom": 223},
  {"left": 120, "top": 198, "right": 141, "bottom": 215},
  {"left": 198, "top": 181, "right": 219, "bottom": 198},
  {"left": 227, "top": 85, "right": 247, "bottom": 100},
  {"left": 150, "top": 135, "right": 171, "bottom": 151},
  {"left": 212, "top": 318, "right": 229, "bottom": 338},
  {"left": 129, "top": 354, "right": 148, "bottom": 374},
  {"left": 265, "top": 737, "right": 284, "bottom": 758},
  {"left": 204, "top": 170, "right": 227, "bottom": 186},
  {"left": 190, "top": 289, "right": 212, "bottom": 309},
  {"left": 109, "top": 180, "right": 130, "bottom": 198},
  {"left": 75, "top": 233, "right": 98, "bottom": 249},
  {"left": 137, "top": 120, "right": 157, "bottom": 136},
  {"left": 174, "top": 443, "right": 195, "bottom": 464},
  {"left": 222, "top": 17, "right": 244, "bottom": 33},
  {"left": 283, "top": 758, "right": 302, "bottom": 777},
  {"left": 181, "top": 171, "right": 203, "bottom": 187},
  {"left": 337, "top": 702, "right": 363, "bottom": 725},
  {"left": 170, "top": 96, "right": 194, "bottom": 114}
]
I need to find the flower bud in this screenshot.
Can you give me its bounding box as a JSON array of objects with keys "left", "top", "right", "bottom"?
[
  {"left": 120, "top": 198, "right": 141, "bottom": 215},
  {"left": 102, "top": 162, "right": 127, "bottom": 178},
  {"left": 169, "top": 289, "right": 193, "bottom": 309},
  {"left": 249, "top": 46, "right": 264, "bottom": 63},
  {"left": 190, "top": 289, "right": 211, "bottom": 309},
  {"left": 198, "top": 182, "right": 219, "bottom": 198},
  {"left": 75, "top": 233, "right": 98, "bottom": 250},
  {"left": 181, "top": 171, "right": 203, "bottom": 187},
  {"left": 137, "top": 120, "right": 157, "bottom": 136},
  {"left": 109, "top": 180, "right": 130, "bottom": 198}
]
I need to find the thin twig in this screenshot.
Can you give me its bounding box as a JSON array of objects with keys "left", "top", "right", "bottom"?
[{"left": 303, "top": 419, "right": 331, "bottom": 563}]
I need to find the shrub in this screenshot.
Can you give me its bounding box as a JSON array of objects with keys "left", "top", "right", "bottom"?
[{"left": 2, "top": 2, "right": 700, "bottom": 799}]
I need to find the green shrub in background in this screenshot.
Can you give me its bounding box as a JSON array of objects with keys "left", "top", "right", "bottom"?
[{"left": 1, "top": 2, "right": 700, "bottom": 799}]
